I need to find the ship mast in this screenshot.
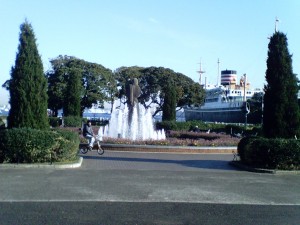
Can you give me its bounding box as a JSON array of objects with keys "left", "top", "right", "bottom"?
[
  {"left": 217, "top": 58, "right": 220, "bottom": 86},
  {"left": 197, "top": 60, "right": 205, "bottom": 85}
]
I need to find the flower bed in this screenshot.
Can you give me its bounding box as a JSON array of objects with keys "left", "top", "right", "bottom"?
[
  {"left": 103, "top": 132, "right": 240, "bottom": 147},
  {"left": 58, "top": 127, "right": 241, "bottom": 147}
]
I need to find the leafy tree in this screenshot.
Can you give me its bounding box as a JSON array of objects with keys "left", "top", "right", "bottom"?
[
  {"left": 47, "top": 65, "right": 66, "bottom": 116},
  {"left": 113, "top": 66, "right": 144, "bottom": 105},
  {"left": 46, "top": 55, "right": 117, "bottom": 115},
  {"left": 115, "top": 66, "right": 204, "bottom": 116},
  {"left": 7, "top": 20, "right": 49, "bottom": 129},
  {"left": 63, "top": 68, "right": 82, "bottom": 117},
  {"left": 263, "top": 31, "right": 300, "bottom": 138},
  {"left": 162, "top": 79, "right": 176, "bottom": 121}
]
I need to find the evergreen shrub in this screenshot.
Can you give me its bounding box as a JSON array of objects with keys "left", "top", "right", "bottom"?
[
  {"left": 8, "top": 21, "right": 49, "bottom": 130},
  {"left": 0, "top": 128, "right": 79, "bottom": 163},
  {"left": 156, "top": 121, "right": 258, "bottom": 135},
  {"left": 168, "top": 130, "right": 222, "bottom": 141},
  {"left": 49, "top": 117, "right": 61, "bottom": 127},
  {"left": 156, "top": 121, "right": 178, "bottom": 131},
  {"left": 238, "top": 136, "right": 300, "bottom": 170},
  {"left": 51, "top": 129, "right": 79, "bottom": 162},
  {"left": 63, "top": 116, "right": 82, "bottom": 127}
]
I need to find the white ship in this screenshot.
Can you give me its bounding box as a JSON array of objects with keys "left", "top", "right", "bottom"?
[{"left": 184, "top": 69, "right": 262, "bottom": 123}]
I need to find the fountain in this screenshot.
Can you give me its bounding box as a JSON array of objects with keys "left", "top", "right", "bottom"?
[{"left": 102, "top": 78, "right": 165, "bottom": 141}]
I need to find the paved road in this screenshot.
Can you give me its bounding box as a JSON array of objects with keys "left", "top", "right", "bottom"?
[{"left": 0, "top": 151, "right": 299, "bottom": 224}]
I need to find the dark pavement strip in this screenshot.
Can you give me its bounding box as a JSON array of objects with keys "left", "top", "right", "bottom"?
[{"left": 0, "top": 202, "right": 299, "bottom": 225}]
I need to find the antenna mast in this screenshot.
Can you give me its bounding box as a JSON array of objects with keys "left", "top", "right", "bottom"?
[
  {"left": 197, "top": 60, "right": 205, "bottom": 85},
  {"left": 275, "top": 17, "right": 279, "bottom": 32},
  {"left": 217, "top": 58, "right": 220, "bottom": 86}
]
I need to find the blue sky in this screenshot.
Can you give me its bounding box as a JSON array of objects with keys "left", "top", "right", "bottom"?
[{"left": 1, "top": 0, "right": 299, "bottom": 105}]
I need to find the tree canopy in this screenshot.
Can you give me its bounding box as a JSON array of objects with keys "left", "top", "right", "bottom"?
[
  {"left": 63, "top": 68, "right": 82, "bottom": 117},
  {"left": 46, "top": 55, "right": 117, "bottom": 116},
  {"left": 114, "top": 66, "right": 204, "bottom": 116},
  {"left": 7, "top": 20, "right": 49, "bottom": 129},
  {"left": 263, "top": 31, "right": 300, "bottom": 138}
]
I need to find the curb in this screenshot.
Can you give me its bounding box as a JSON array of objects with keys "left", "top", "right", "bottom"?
[
  {"left": 0, "top": 157, "right": 83, "bottom": 169},
  {"left": 229, "top": 161, "right": 300, "bottom": 174}
]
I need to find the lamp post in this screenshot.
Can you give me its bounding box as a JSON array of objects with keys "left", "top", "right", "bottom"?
[
  {"left": 245, "top": 102, "right": 250, "bottom": 127},
  {"left": 261, "top": 93, "right": 264, "bottom": 125}
]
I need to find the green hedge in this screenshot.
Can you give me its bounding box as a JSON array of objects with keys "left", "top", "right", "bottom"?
[
  {"left": 156, "top": 121, "right": 222, "bottom": 131},
  {"left": 0, "top": 128, "right": 79, "bottom": 163},
  {"left": 63, "top": 116, "right": 82, "bottom": 127},
  {"left": 156, "top": 121, "right": 260, "bottom": 136},
  {"left": 168, "top": 130, "right": 222, "bottom": 141},
  {"left": 238, "top": 136, "right": 300, "bottom": 170},
  {"left": 51, "top": 129, "right": 80, "bottom": 162},
  {"left": 49, "top": 117, "right": 61, "bottom": 127}
]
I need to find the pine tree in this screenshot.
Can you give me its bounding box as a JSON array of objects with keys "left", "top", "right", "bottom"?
[
  {"left": 63, "top": 68, "right": 82, "bottom": 117},
  {"left": 8, "top": 20, "right": 49, "bottom": 129},
  {"left": 263, "top": 31, "right": 300, "bottom": 138},
  {"left": 162, "top": 80, "right": 177, "bottom": 121}
]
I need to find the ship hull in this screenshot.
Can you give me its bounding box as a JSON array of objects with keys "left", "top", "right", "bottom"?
[{"left": 184, "top": 106, "right": 246, "bottom": 123}]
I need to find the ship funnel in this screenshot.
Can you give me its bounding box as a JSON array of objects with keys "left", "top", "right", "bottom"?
[{"left": 221, "top": 70, "right": 237, "bottom": 86}]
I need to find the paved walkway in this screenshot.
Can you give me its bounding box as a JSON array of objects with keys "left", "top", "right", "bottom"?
[{"left": 0, "top": 150, "right": 299, "bottom": 205}]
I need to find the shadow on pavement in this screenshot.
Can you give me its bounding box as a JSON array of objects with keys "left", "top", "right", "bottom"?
[{"left": 81, "top": 155, "right": 238, "bottom": 170}]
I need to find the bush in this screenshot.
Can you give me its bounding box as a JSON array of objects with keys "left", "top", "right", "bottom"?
[
  {"left": 156, "top": 120, "right": 260, "bottom": 135},
  {"left": 238, "top": 136, "right": 300, "bottom": 170},
  {"left": 156, "top": 121, "right": 213, "bottom": 131},
  {"left": 0, "top": 128, "right": 79, "bottom": 163},
  {"left": 51, "top": 129, "right": 80, "bottom": 162},
  {"left": 225, "top": 125, "right": 244, "bottom": 135},
  {"left": 156, "top": 121, "right": 178, "bottom": 131},
  {"left": 168, "top": 130, "right": 223, "bottom": 141},
  {"left": 49, "top": 117, "right": 61, "bottom": 127},
  {"left": 103, "top": 135, "right": 240, "bottom": 147},
  {"left": 63, "top": 116, "right": 82, "bottom": 127}
]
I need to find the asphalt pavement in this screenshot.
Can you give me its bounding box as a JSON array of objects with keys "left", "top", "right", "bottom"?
[{"left": 0, "top": 150, "right": 299, "bottom": 224}]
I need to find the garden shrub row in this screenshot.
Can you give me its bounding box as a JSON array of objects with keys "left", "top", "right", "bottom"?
[
  {"left": 0, "top": 128, "right": 79, "bottom": 163},
  {"left": 62, "top": 116, "right": 83, "bottom": 127},
  {"left": 238, "top": 136, "right": 300, "bottom": 170},
  {"left": 49, "top": 117, "right": 61, "bottom": 127},
  {"left": 156, "top": 120, "right": 224, "bottom": 131},
  {"left": 168, "top": 130, "right": 224, "bottom": 140},
  {"left": 156, "top": 120, "right": 261, "bottom": 136},
  {"left": 49, "top": 116, "right": 109, "bottom": 128},
  {"left": 49, "top": 116, "right": 83, "bottom": 128}
]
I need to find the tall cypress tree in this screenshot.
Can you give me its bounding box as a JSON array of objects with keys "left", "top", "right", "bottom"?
[
  {"left": 63, "top": 68, "right": 82, "bottom": 117},
  {"left": 8, "top": 20, "right": 49, "bottom": 129},
  {"left": 162, "top": 80, "right": 177, "bottom": 121},
  {"left": 263, "top": 31, "right": 300, "bottom": 138}
]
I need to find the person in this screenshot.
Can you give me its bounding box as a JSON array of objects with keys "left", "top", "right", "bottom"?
[
  {"left": 83, "top": 120, "right": 95, "bottom": 150},
  {"left": 193, "top": 126, "right": 200, "bottom": 132}
]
